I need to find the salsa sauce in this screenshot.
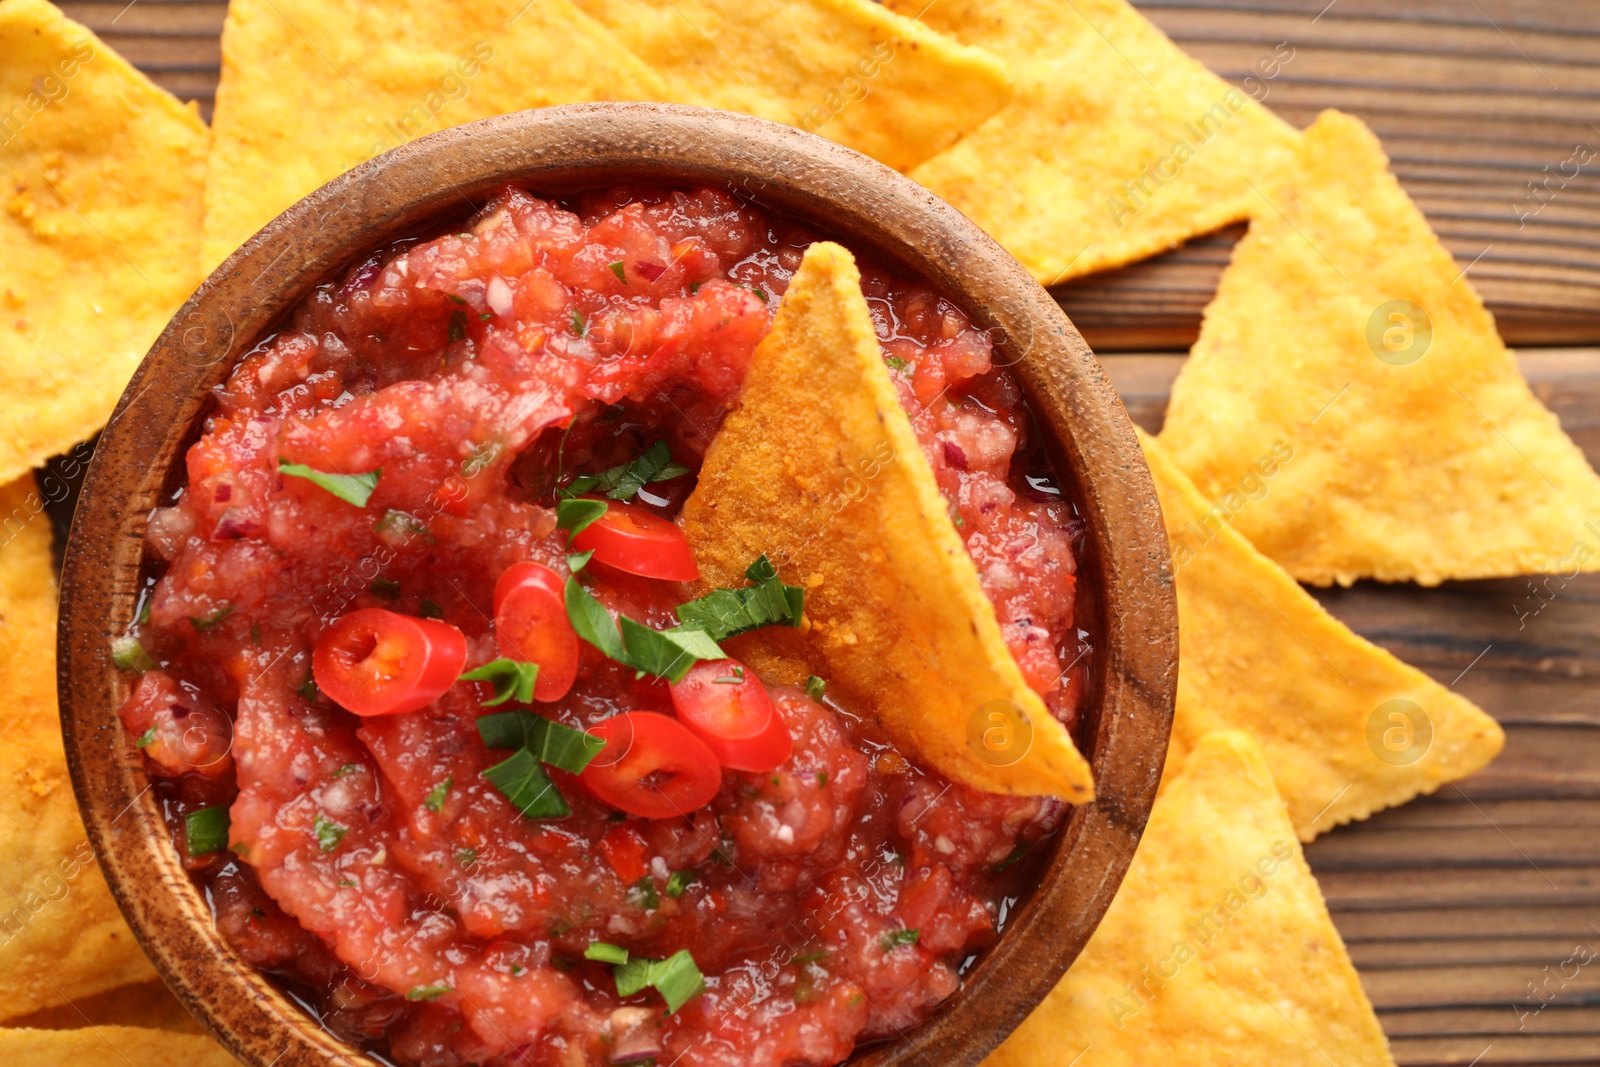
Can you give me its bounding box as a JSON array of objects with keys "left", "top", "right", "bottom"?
[{"left": 120, "top": 185, "right": 1087, "bottom": 1067}]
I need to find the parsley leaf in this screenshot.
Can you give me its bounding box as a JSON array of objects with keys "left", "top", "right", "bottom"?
[
  {"left": 564, "top": 441, "right": 690, "bottom": 502},
  {"left": 459, "top": 658, "right": 539, "bottom": 706},
  {"left": 674, "top": 554, "right": 803, "bottom": 641},
  {"left": 482, "top": 748, "right": 569, "bottom": 819},
  {"left": 278, "top": 459, "right": 380, "bottom": 507},
  {"left": 613, "top": 950, "right": 705, "bottom": 1013},
  {"left": 313, "top": 815, "right": 347, "bottom": 853},
  {"left": 477, "top": 710, "right": 606, "bottom": 774},
  {"left": 566, "top": 578, "right": 724, "bottom": 682},
  {"left": 556, "top": 497, "right": 608, "bottom": 538}
]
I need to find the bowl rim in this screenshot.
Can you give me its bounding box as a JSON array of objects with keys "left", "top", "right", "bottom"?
[{"left": 59, "top": 101, "right": 1176, "bottom": 1067}]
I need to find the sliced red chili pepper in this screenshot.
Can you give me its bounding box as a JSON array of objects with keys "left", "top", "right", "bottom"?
[
  {"left": 582, "top": 712, "right": 721, "bottom": 819},
  {"left": 313, "top": 608, "right": 466, "bottom": 717},
  {"left": 670, "top": 658, "right": 792, "bottom": 772},
  {"left": 493, "top": 562, "right": 579, "bottom": 702},
  {"left": 569, "top": 500, "right": 699, "bottom": 582}
]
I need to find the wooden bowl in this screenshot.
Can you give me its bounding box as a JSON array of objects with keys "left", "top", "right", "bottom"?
[{"left": 60, "top": 103, "right": 1176, "bottom": 1067}]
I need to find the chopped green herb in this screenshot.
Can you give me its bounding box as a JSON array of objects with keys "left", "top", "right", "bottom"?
[
  {"left": 368, "top": 577, "right": 401, "bottom": 599},
  {"left": 338, "top": 878, "right": 356, "bottom": 888},
  {"left": 563, "top": 441, "right": 690, "bottom": 502},
  {"left": 424, "top": 777, "right": 453, "bottom": 813},
  {"left": 570, "top": 307, "right": 587, "bottom": 336},
  {"left": 476, "top": 710, "right": 606, "bottom": 774},
  {"left": 689, "top": 281, "right": 702, "bottom": 294},
  {"left": 674, "top": 554, "right": 804, "bottom": 641},
  {"left": 556, "top": 496, "right": 608, "bottom": 538},
  {"left": 250, "top": 624, "right": 261, "bottom": 644},
  {"left": 446, "top": 293, "right": 467, "bottom": 306},
  {"left": 456, "top": 847, "right": 478, "bottom": 867},
  {"left": 313, "top": 815, "right": 347, "bottom": 853},
  {"left": 565, "top": 577, "right": 627, "bottom": 662},
  {"left": 134, "top": 726, "right": 158, "bottom": 749},
  {"left": 448, "top": 309, "right": 468, "bottom": 342},
  {"left": 613, "top": 950, "right": 705, "bottom": 1014},
  {"left": 566, "top": 549, "right": 594, "bottom": 573},
  {"left": 816, "top": 771, "right": 828, "bottom": 788},
  {"left": 609, "top": 260, "right": 627, "bottom": 283},
  {"left": 585, "top": 941, "right": 629, "bottom": 965},
  {"left": 994, "top": 842, "right": 1029, "bottom": 872},
  {"left": 881, "top": 927, "right": 920, "bottom": 951},
  {"left": 712, "top": 667, "right": 746, "bottom": 685},
  {"left": 112, "top": 636, "right": 157, "bottom": 672},
  {"left": 332, "top": 763, "right": 361, "bottom": 779},
  {"left": 462, "top": 440, "right": 501, "bottom": 477},
  {"left": 479, "top": 312, "right": 493, "bottom": 322},
  {"left": 665, "top": 870, "right": 696, "bottom": 898},
  {"left": 459, "top": 658, "right": 539, "bottom": 706},
  {"left": 885, "top": 355, "right": 909, "bottom": 372},
  {"left": 189, "top": 604, "right": 234, "bottom": 631},
  {"left": 805, "top": 675, "right": 827, "bottom": 701},
  {"left": 419, "top": 599, "right": 444, "bottom": 619},
  {"left": 619, "top": 616, "right": 725, "bottom": 683},
  {"left": 753, "top": 286, "right": 769, "bottom": 302},
  {"left": 185, "top": 806, "right": 230, "bottom": 857},
  {"left": 296, "top": 674, "right": 319, "bottom": 703},
  {"left": 482, "top": 748, "right": 569, "bottom": 819},
  {"left": 375, "top": 509, "right": 431, "bottom": 541},
  {"left": 790, "top": 950, "right": 830, "bottom": 964},
  {"left": 405, "top": 984, "right": 452, "bottom": 1002},
  {"left": 136, "top": 597, "right": 152, "bottom": 625},
  {"left": 630, "top": 877, "right": 660, "bottom": 911},
  {"left": 278, "top": 459, "right": 380, "bottom": 507}
]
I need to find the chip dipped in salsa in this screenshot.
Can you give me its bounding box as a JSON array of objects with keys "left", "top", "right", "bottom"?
[{"left": 115, "top": 184, "right": 1090, "bottom": 1067}]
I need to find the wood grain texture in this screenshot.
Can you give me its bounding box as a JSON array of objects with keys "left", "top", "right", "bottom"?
[{"left": 49, "top": 2, "right": 1600, "bottom": 1063}]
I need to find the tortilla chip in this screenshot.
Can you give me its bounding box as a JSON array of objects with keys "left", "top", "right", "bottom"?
[
  {"left": 1139, "top": 429, "right": 1503, "bottom": 840},
  {"left": 680, "top": 242, "right": 1092, "bottom": 801},
  {"left": 202, "top": 0, "right": 669, "bottom": 271},
  {"left": 0, "top": 1026, "right": 235, "bottom": 1066},
  {"left": 0, "top": 0, "right": 208, "bottom": 487},
  {"left": 1160, "top": 110, "right": 1600, "bottom": 585},
  {"left": 888, "top": 0, "right": 1300, "bottom": 284},
  {"left": 0, "top": 475, "right": 157, "bottom": 1020},
  {"left": 7, "top": 981, "right": 201, "bottom": 1034},
  {"left": 571, "top": 0, "right": 1013, "bottom": 173},
  {"left": 984, "top": 732, "right": 1395, "bottom": 1067}
]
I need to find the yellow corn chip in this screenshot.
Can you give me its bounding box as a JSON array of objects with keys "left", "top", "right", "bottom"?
[
  {"left": 0, "top": 476, "right": 156, "bottom": 1020},
  {"left": 571, "top": 0, "right": 1013, "bottom": 174},
  {"left": 7, "top": 980, "right": 202, "bottom": 1034},
  {"left": 0, "top": 1026, "right": 235, "bottom": 1066},
  {"left": 1160, "top": 110, "right": 1600, "bottom": 585},
  {"left": 0, "top": 0, "right": 208, "bottom": 487},
  {"left": 888, "top": 0, "right": 1300, "bottom": 284},
  {"left": 984, "top": 731, "right": 1396, "bottom": 1067},
  {"left": 202, "top": 0, "right": 669, "bottom": 271},
  {"left": 681, "top": 242, "right": 1092, "bottom": 801},
  {"left": 1139, "top": 429, "right": 1503, "bottom": 840}
]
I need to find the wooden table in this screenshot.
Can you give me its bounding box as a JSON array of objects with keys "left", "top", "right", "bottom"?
[{"left": 61, "top": 1, "right": 1600, "bottom": 1062}]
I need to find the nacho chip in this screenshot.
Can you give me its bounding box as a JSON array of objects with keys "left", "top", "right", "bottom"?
[
  {"left": 0, "top": 1025, "right": 235, "bottom": 1066},
  {"left": 1160, "top": 110, "right": 1600, "bottom": 585},
  {"left": 680, "top": 242, "right": 1092, "bottom": 801},
  {"left": 571, "top": 0, "right": 1013, "bottom": 173},
  {"left": 1140, "top": 429, "right": 1503, "bottom": 840},
  {"left": 7, "top": 980, "right": 201, "bottom": 1034},
  {"left": 202, "top": 0, "right": 669, "bottom": 271},
  {"left": 888, "top": 0, "right": 1300, "bottom": 284},
  {"left": 0, "top": 0, "right": 208, "bottom": 487},
  {"left": 0, "top": 475, "right": 157, "bottom": 1020},
  {"left": 984, "top": 732, "right": 1396, "bottom": 1067}
]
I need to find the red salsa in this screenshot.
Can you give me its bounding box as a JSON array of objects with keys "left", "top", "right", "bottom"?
[{"left": 118, "top": 185, "right": 1088, "bottom": 1067}]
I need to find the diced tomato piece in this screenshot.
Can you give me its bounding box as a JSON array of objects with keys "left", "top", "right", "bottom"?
[
  {"left": 670, "top": 659, "right": 792, "bottom": 772},
  {"left": 313, "top": 608, "right": 467, "bottom": 716},
  {"left": 569, "top": 500, "right": 698, "bottom": 582},
  {"left": 598, "top": 826, "right": 649, "bottom": 883},
  {"left": 493, "top": 563, "right": 579, "bottom": 702},
  {"left": 581, "top": 712, "right": 721, "bottom": 819}
]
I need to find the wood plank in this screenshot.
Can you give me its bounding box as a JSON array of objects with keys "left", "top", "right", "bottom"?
[
  {"left": 1385, "top": 1033, "right": 1599, "bottom": 1065},
  {"left": 1378, "top": 1005, "right": 1600, "bottom": 1039},
  {"left": 1314, "top": 866, "right": 1600, "bottom": 911},
  {"left": 1349, "top": 937, "right": 1597, "bottom": 969},
  {"left": 1336, "top": 906, "right": 1600, "bottom": 942}
]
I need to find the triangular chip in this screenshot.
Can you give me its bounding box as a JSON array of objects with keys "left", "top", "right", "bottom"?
[
  {"left": 0, "top": 1026, "right": 235, "bottom": 1067},
  {"left": 1139, "top": 429, "right": 1503, "bottom": 840},
  {"left": 681, "top": 242, "right": 1093, "bottom": 801},
  {"left": 1160, "top": 110, "right": 1600, "bottom": 585},
  {"left": 570, "top": 0, "right": 1013, "bottom": 174},
  {"left": 0, "top": 476, "right": 157, "bottom": 1020},
  {"left": 8, "top": 980, "right": 202, "bottom": 1034},
  {"left": 984, "top": 731, "right": 1396, "bottom": 1067},
  {"left": 202, "top": 0, "right": 669, "bottom": 270},
  {"left": 887, "top": 0, "right": 1300, "bottom": 284},
  {"left": 0, "top": 0, "right": 208, "bottom": 486}
]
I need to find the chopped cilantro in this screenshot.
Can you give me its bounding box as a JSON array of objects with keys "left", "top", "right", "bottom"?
[
  {"left": 613, "top": 950, "right": 705, "bottom": 1013},
  {"left": 481, "top": 748, "right": 569, "bottom": 819},
  {"left": 296, "top": 674, "right": 319, "bottom": 703},
  {"left": 805, "top": 675, "right": 827, "bottom": 701},
  {"left": 134, "top": 726, "right": 157, "bottom": 749},
  {"left": 994, "top": 842, "right": 1029, "bottom": 872},
  {"left": 189, "top": 604, "right": 234, "bottom": 631},
  {"left": 609, "top": 260, "right": 627, "bottom": 283},
  {"left": 585, "top": 941, "right": 629, "bottom": 965},
  {"left": 456, "top": 847, "right": 478, "bottom": 867},
  {"left": 278, "top": 459, "right": 379, "bottom": 507},
  {"left": 337, "top": 878, "right": 356, "bottom": 888},
  {"left": 462, "top": 440, "right": 500, "bottom": 477},
  {"left": 885, "top": 355, "right": 909, "bottom": 372},
  {"left": 375, "top": 509, "right": 430, "bottom": 541},
  {"left": 816, "top": 771, "right": 828, "bottom": 788},
  {"left": 630, "top": 877, "right": 660, "bottom": 911},
  {"left": 674, "top": 554, "right": 803, "bottom": 641},
  {"left": 331, "top": 763, "right": 361, "bottom": 778},
  {"left": 459, "top": 658, "right": 539, "bottom": 706},
  {"left": 112, "top": 636, "right": 157, "bottom": 672},
  {"left": 570, "top": 308, "right": 587, "bottom": 337},
  {"left": 185, "top": 806, "right": 230, "bottom": 857},
  {"left": 419, "top": 599, "right": 444, "bottom": 619},
  {"left": 791, "top": 950, "right": 830, "bottom": 964},
  {"left": 448, "top": 309, "right": 468, "bottom": 342},
  {"left": 881, "top": 927, "right": 920, "bottom": 951},
  {"left": 477, "top": 710, "right": 605, "bottom": 774},
  {"left": 446, "top": 293, "right": 467, "bottom": 306},
  {"left": 368, "top": 577, "right": 401, "bottom": 599},
  {"left": 423, "top": 777, "right": 453, "bottom": 813},
  {"left": 563, "top": 441, "right": 689, "bottom": 502},
  {"left": 565, "top": 577, "right": 725, "bottom": 682},
  {"left": 136, "top": 596, "right": 152, "bottom": 625},
  {"left": 665, "top": 870, "right": 696, "bottom": 898},
  {"left": 556, "top": 497, "right": 608, "bottom": 538},
  {"left": 405, "top": 985, "right": 452, "bottom": 1002},
  {"left": 313, "top": 815, "right": 347, "bottom": 853},
  {"left": 712, "top": 667, "right": 746, "bottom": 685},
  {"left": 566, "top": 549, "right": 594, "bottom": 573}
]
